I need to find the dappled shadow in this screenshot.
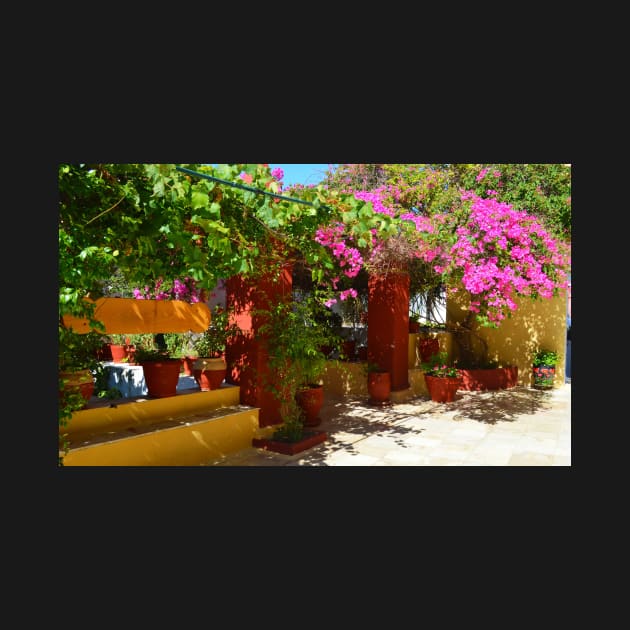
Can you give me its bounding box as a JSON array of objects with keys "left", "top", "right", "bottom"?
[
  {"left": 299, "top": 387, "right": 555, "bottom": 463},
  {"left": 447, "top": 386, "right": 552, "bottom": 425},
  {"left": 290, "top": 396, "right": 434, "bottom": 463}
]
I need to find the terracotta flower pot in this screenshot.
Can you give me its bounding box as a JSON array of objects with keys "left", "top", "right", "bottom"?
[
  {"left": 368, "top": 371, "right": 391, "bottom": 405},
  {"left": 532, "top": 365, "right": 555, "bottom": 389},
  {"left": 459, "top": 366, "right": 519, "bottom": 391},
  {"left": 59, "top": 369, "right": 95, "bottom": 409},
  {"left": 193, "top": 357, "right": 227, "bottom": 391},
  {"left": 140, "top": 359, "right": 181, "bottom": 398},
  {"left": 110, "top": 344, "right": 128, "bottom": 362},
  {"left": 296, "top": 384, "right": 324, "bottom": 427},
  {"left": 425, "top": 375, "right": 461, "bottom": 403},
  {"left": 181, "top": 356, "right": 196, "bottom": 376}
]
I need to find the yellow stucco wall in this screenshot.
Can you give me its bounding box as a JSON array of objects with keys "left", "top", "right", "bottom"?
[
  {"left": 446, "top": 290, "right": 568, "bottom": 388},
  {"left": 321, "top": 361, "right": 367, "bottom": 397}
]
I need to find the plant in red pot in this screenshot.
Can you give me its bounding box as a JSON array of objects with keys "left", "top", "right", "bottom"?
[
  {"left": 421, "top": 351, "right": 462, "bottom": 403},
  {"left": 163, "top": 332, "right": 197, "bottom": 376},
  {"left": 258, "top": 298, "right": 336, "bottom": 429},
  {"left": 408, "top": 312, "right": 421, "bottom": 334},
  {"left": 532, "top": 349, "right": 558, "bottom": 389},
  {"left": 191, "top": 306, "right": 242, "bottom": 391},
  {"left": 134, "top": 335, "right": 181, "bottom": 398}
]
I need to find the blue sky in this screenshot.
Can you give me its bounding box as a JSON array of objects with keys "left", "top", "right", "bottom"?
[{"left": 269, "top": 164, "right": 333, "bottom": 187}]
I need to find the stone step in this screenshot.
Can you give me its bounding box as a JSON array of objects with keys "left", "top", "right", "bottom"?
[
  {"left": 61, "top": 384, "right": 262, "bottom": 466},
  {"left": 63, "top": 403, "right": 260, "bottom": 466}
]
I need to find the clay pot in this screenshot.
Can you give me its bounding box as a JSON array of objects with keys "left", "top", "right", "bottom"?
[
  {"left": 368, "top": 371, "right": 390, "bottom": 405},
  {"left": 140, "top": 359, "right": 182, "bottom": 398},
  {"left": 193, "top": 357, "right": 227, "bottom": 391},
  {"left": 425, "top": 375, "right": 461, "bottom": 403},
  {"left": 59, "top": 369, "right": 95, "bottom": 409},
  {"left": 296, "top": 384, "right": 324, "bottom": 427}
]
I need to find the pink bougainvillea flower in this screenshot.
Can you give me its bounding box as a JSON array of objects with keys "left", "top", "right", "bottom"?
[{"left": 239, "top": 173, "right": 253, "bottom": 184}]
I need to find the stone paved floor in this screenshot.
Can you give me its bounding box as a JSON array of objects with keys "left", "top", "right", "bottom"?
[{"left": 203, "top": 383, "right": 571, "bottom": 466}]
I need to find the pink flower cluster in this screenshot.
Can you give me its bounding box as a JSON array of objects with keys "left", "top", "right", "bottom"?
[
  {"left": 133, "top": 277, "right": 202, "bottom": 303},
  {"left": 313, "top": 180, "right": 569, "bottom": 324},
  {"left": 314, "top": 223, "right": 363, "bottom": 278},
  {"left": 417, "top": 193, "right": 570, "bottom": 322},
  {"left": 354, "top": 189, "right": 397, "bottom": 217}
]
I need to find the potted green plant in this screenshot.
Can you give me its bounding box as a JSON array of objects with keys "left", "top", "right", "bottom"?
[
  {"left": 257, "top": 297, "right": 337, "bottom": 433},
  {"left": 164, "top": 332, "right": 197, "bottom": 376},
  {"left": 191, "top": 306, "right": 242, "bottom": 390},
  {"left": 421, "top": 351, "right": 462, "bottom": 403},
  {"left": 105, "top": 334, "right": 136, "bottom": 363},
  {"left": 408, "top": 312, "right": 421, "bottom": 333},
  {"left": 532, "top": 349, "right": 559, "bottom": 389},
  {"left": 134, "top": 334, "right": 182, "bottom": 398}
]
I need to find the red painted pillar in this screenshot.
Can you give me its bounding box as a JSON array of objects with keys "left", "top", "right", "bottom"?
[
  {"left": 225, "top": 265, "right": 293, "bottom": 427},
  {"left": 368, "top": 271, "right": 410, "bottom": 391}
]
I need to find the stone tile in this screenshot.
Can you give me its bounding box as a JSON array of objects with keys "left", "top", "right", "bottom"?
[
  {"left": 351, "top": 443, "right": 395, "bottom": 460},
  {"left": 383, "top": 450, "right": 430, "bottom": 465},
  {"left": 401, "top": 435, "right": 443, "bottom": 448},
  {"left": 479, "top": 433, "right": 523, "bottom": 447},
  {"left": 359, "top": 435, "right": 408, "bottom": 449},
  {"left": 513, "top": 436, "right": 559, "bottom": 455},
  {"left": 468, "top": 444, "right": 514, "bottom": 466},
  {"left": 320, "top": 452, "right": 380, "bottom": 466},
  {"left": 328, "top": 431, "right": 368, "bottom": 445}
]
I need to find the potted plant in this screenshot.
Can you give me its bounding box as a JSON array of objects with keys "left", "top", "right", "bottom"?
[
  {"left": 105, "top": 334, "right": 136, "bottom": 363},
  {"left": 421, "top": 351, "right": 462, "bottom": 403},
  {"left": 257, "top": 297, "right": 336, "bottom": 433},
  {"left": 409, "top": 312, "right": 421, "bottom": 334},
  {"left": 134, "top": 334, "right": 182, "bottom": 398},
  {"left": 366, "top": 362, "right": 391, "bottom": 406},
  {"left": 59, "top": 327, "right": 102, "bottom": 408},
  {"left": 191, "top": 306, "right": 242, "bottom": 391},
  {"left": 532, "top": 349, "right": 559, "bottom": 389},
  {"left": 164, "top": 332, "right": 197, "bottom": 376}
]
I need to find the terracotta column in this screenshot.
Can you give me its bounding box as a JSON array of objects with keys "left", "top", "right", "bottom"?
[
  {"left": 368, "top": 271, "right": 410, "bottom": 391},
  {"left": 225, "top": 265, "right": 293, "bottom": 427}
]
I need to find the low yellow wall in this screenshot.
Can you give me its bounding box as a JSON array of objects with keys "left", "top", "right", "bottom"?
[
  {"left": 322, "top": 359, "right": 432, "bottom": 398},
  {"left": 321, "top": 361, "right": 367, "bottom": 398},
  {"left": 63, "top": 406, "right": 260, "bottom": 466},
  {"left": 64, "top": 386, "right": 241, "bottom": 442},
  {"left": 409, "top": 368, "right": 429, "bottom": 396},
  {"left": 446, "top": 291, "right": 568, "bottom": 388}
]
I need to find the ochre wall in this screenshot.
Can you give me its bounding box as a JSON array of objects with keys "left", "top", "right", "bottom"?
[{"left": 446, "top": 291, "right": 568, "bottom": 388}]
